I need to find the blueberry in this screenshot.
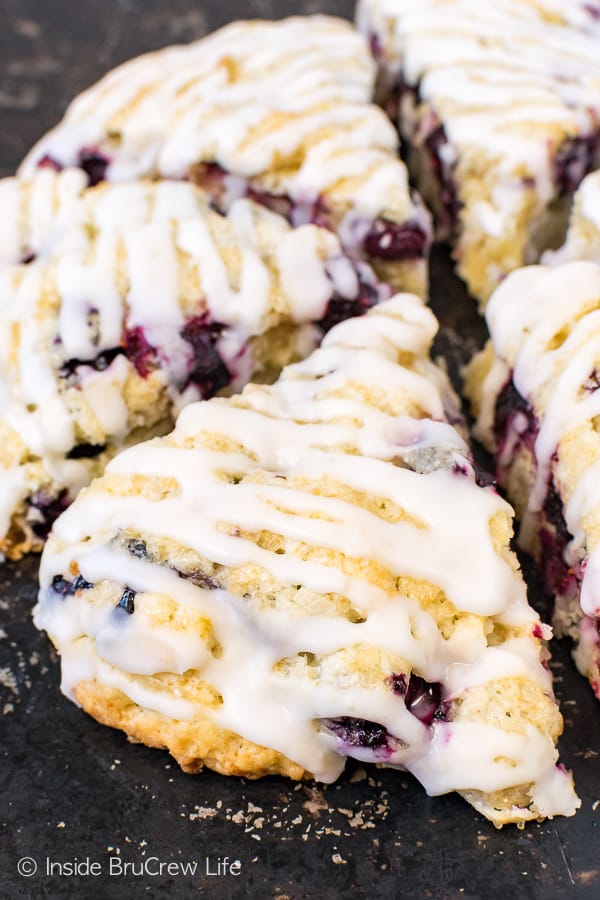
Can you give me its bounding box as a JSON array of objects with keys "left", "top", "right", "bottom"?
[
  {"left": 493, "top": 378, "right": 535, "bottom": 446},
  {"left": 553, "top": 133, "right": 599, "bottom": 197},
  {"left": 60, "top": 348, "right": 122, "bottom": 379},
  {"left": 51, "top": 575, "right": 75, "bottom": 597},
  {"left": 29, "top": 489, "right": 69, "bottom": 538},
  {"left": 387, "top": 672, "right": 445, "bottom": 726},
  {"left": 363, "top": 218, "right": 428, "bottom": 261},
  {"left": 124, "top": 538, "right": 218, "bottom": 587},
  {"left": 405, "top": 676, "right": 442, "bottom": 725},
  {"left": 117, "top": 588, "right": 136, "bottom": 615},
  {"left": 190, "top": 162, "right": 331, "bottom": 230},
  {"left": 539, "top": 526, "right": 573, "bottom": 600},
  {"left": 423, "top": 124, "right": 462, "bottom": 230},
  {"left": 78, "top": 147, "right": 109, "bottom": 186},
  {"left": 51, "top": 573, "right": 93, "bottom": 598},
  {"left": 181, "top": 315, "right": 231, "bottom": 398},
  {"left": 543, "top": 479, "right": 573, "bottom": 552},
  {"left": 127, "top": 539, "right": 149, "bottom": 560},
  {"left": 317, "top": 279, "right": 379, "bottom": 334},
  {"left": 73, "top": 575, "right": 94, "bottom": 592},
  {"left": 175, "top": 568, "right": 219, "bottom": 589},
  {"left": 124, "top": 327, "right": 155, "bottom": 378},
  {"left": 386, "top": 672, "right": 407, "bottom": 696},
  {"left": 322, "top": 716, "right": 389, "bottom": 749},
  {"left": 246, "top": 186, "right": 294, "bottom": 222}
]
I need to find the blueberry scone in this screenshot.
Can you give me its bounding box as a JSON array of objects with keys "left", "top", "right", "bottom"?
[
  {"left": 543, "top": 170, "right": 600, "bottom": 265},
  {"left": 357, "top": 0, "right": 600, "bottom": 304},
  {"left": 466, "top": 261, "right": 600, "bottom": 701},
  {"left": 19, "top": 16, "right": 431, "bottom": 296},
  {"left": 0, "top": 175, "right": 386, "bottom": 559},
  {"left": 34, "top": 297, "right": 579, "bottom": 826}
]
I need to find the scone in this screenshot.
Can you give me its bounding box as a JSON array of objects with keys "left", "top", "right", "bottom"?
[
  {"left": 466, "top": 261, "right": 600, "bottom": 701},
  {"left": 357, "top": 0, "right": 600, "bottom": 304},
  {"left": 34, "top": 296, "right": 579, "bottom": 826},
  {"left": 543, "top": 169, "right": 600, "bottom": 265},
  {"left": 0, "top": 174, "right": 387, "bottom": 559},
  {"left": 18, "top": 16, "right": 431, "bottom": 296}
]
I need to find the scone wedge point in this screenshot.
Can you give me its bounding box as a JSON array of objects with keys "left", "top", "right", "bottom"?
[
  {"left": 466, "top": 260, "right": 600, "bottom": 703},
  {"left": 18, "top": 16, "right": 431, "bottom": 296},
  {"left": 35, "top": 297, "right": 579, "bottom": 826},
  {"left": 0, "top": 169, "right": 387, "bottom": 559},
  {"left": 357, "top": 0, "right": 600, "bottom": 304}
]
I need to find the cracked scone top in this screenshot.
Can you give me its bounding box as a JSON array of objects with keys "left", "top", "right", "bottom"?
[
  {"left": 0, "top": 170, "right": 385, "bottom": 558},
  {"left": 466, "top": 261, "right": 600, "bottom": 701},
  {"left": 18, "top": 16, "right": 430, "bottom": 296},
  {"left": 34, "top": 297, "right": 579, "bottom": 826},
  {"left": 357, "top": 0, "right": 600, "bottom": 303}
]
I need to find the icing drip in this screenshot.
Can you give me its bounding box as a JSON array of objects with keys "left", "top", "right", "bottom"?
[{"left": 35, "top": 297, "right": 577, "bottom": 818}]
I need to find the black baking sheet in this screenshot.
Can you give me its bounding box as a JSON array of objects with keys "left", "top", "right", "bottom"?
[{"left": 1, "top": 3, "right": 599, "bottom": 898}]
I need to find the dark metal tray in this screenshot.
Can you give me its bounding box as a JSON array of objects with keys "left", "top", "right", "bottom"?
[{"left": 1, "top": 4, "right": 599, "bottom": 898}]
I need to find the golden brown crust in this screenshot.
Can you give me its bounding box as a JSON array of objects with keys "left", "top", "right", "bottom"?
[
  {"left": 0, "top": 516, "right": 42, "bottom": 560},
  {"left": 73, "top": 678, "right": 563, "bottom": 827},
  {"left": 74, "top": 681, "right": 308, "bottom": 780}
]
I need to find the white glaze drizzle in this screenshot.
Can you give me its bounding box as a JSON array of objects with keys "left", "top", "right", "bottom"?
[
  {"left": 18, "top": 17, "right": 419, "bottom": 227},
  {"left": 476, "top": 260, "right": 600, "bottom": 619},
  {"left": 0, "top": 176, "right": 374, "bottom": 542},
  {"left": 35, "top": 298, "right": 577, "bottom": 816}
]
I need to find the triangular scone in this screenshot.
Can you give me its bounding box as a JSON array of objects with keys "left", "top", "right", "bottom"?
[
  {"left": 357, "top": 0, "right": 600, "bottom": 304},
  {"left": 0, "top": 173, "right": 386, "bottom": 558},
  {"left": 34, "top": 297, "right": 579, "bottom": 826},
  {"left": 466, "top": 261, "right": 600, "bottom": 703},
  {"left": 18, "top": 16, "right": 430, "bottom": 296}
]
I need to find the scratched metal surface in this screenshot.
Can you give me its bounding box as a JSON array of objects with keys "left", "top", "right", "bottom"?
[{"left": 0, "top": 3, "right": 599, "bottom": 898}]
